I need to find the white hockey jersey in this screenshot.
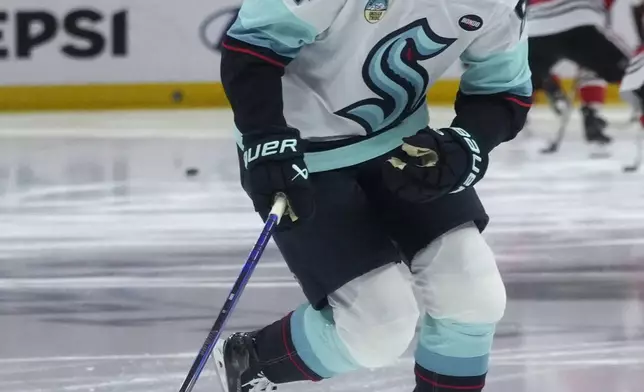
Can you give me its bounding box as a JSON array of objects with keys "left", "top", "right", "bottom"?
[
  {"left": 527, "top": 0, "right": 609, "bottom": 37},
  {"left": 228, "top": 0, "right": 532, "bottom": 172}
]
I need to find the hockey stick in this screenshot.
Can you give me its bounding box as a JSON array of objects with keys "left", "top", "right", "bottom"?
[
  {"left": 178, "top": 194, "right": 288, "bottom": 392},
  {"left": 541, "top": 77, "right": 579, "bottom": 154},
  {"left": 623, "top": 125, "right": 643, "bottom": 172}
]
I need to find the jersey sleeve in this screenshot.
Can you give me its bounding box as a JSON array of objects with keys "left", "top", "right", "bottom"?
[
  {"left": 459, "top": 2, "right": 532, "bottom": 97},
  {"left": 451, "top": 1, "right": 532, "bottom": 155},
  {"left": 226, "top": 0, "right": 347, "bottom": 61},
  {"left": 221, "top": 0, "right": 347, "bottom": 136},
  {"left": 631, "top": 0, "right": 644, "bottom": 44}
]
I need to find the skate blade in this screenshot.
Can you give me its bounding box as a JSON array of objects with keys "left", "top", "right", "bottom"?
[
  {"left": 588, "top": 143, "right": 611, "bottom": 159},
  {"left": 212, "top": 340, "right": 230, "bottom": 392}
]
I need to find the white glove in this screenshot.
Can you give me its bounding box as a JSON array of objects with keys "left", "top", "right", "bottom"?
[{"left": 620, "top": 47, "right": 644, "bottom": 112}]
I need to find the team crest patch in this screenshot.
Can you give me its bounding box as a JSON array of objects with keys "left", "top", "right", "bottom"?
[{"left": 364, "top": 0, "right": 388, "bottom": 24}]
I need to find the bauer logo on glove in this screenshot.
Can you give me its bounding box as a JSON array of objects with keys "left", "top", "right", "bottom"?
[
  {"left": 240, "top": 129, "right": 315, "bottom": 229},
  {"left": 243, "top": 138, "right": 299, "bottom": 169},
  {"left": 383, "top": 127, "right": 488, "bottom": 203}
]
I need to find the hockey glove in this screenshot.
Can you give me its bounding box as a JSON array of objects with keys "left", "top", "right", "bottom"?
[
  {"left": 241, "top": 128, "right": 314, "bottom": 228},
  {"left": 383, "top": 127, "right": 488, "bottom": 203}
]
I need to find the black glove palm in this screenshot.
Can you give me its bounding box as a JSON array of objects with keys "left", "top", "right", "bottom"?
[
  {"left": 383, "top": 127, "right": 487, "bottom": 203},
  {"left": 242, "top": 128, "right": 314, "bottom": 228}
]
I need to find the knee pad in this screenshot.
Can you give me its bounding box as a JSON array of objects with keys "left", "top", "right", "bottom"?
[
  {"left": 329, "top": 264, "right": 420, "bottom": 368},
  {"left": 412, "top": 223, "right": 506, "bottom": 324}
]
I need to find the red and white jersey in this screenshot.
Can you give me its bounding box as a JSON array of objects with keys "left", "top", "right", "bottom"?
[{"left": 527, "top": 0, "right": 611, "bottom": 37}]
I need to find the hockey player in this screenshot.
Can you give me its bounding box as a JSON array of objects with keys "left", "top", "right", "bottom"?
[
  {"left": 215, "top": 0, "right": 532, "bottom": 391},
  {"left": 527, "top": 0, "right": 630, "bottom": 145},
  {"left": 535, "top": 70, "right": 611, "bottom": 150}
]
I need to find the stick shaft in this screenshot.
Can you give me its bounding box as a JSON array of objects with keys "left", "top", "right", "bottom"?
[
  {"left": 625, "top": 126, "right": 643, "bottom": 171},
  {"left": 543, "top": 77, "right": 579, "bottom": 153},
  {"left": 178, "top": 195, "right": 287, "bottom": 392}
]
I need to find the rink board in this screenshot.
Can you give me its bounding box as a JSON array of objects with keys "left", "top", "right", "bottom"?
[
  {"left": 0, "top": 80, "right": 626, "bottom": 112},
  {"left": 0, "top": 0, "right": 635, "bottom": 111}
]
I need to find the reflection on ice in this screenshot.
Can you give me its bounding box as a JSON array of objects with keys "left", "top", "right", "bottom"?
[{"left": 0, "top": 108, "right": 643, "bottom": 392}]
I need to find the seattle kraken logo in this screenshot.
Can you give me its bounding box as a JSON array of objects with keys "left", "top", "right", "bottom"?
[{"left": 336, "top": 19, "right": 456, "bottom": 133}]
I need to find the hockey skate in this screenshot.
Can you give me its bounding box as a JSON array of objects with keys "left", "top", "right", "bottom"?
[
  {"left": 581, "top": 106, "right": 612, "bottom": 158},
  {"left": 213, "top": 333, "right": 277, "bottom": 392},
  {"left": 582, "top": 106, "right": 611, "bottom": 144}
]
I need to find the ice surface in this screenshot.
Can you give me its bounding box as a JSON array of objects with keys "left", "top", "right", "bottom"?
[{"left": 0, "top": 107, "right": 643, "bottom": 392}]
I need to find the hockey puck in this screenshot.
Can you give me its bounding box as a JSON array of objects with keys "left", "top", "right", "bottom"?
[
  {"left": 172, "top": 90, "right": 184, "bottom": 103},
  {"left": 185, "top": 167, "right": 200, "bottom": 177}
]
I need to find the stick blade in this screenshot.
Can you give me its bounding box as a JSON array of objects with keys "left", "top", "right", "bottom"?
[
  {"left": 541, "top": 143, "right": 559, "bottom": 154},
  {"left": 623, "top": 164, "right": 639, "bottom": 173}
]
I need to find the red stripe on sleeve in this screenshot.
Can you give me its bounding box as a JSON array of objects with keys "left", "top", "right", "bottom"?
[
  {"left": 504, "top": 96, "right": 532, "bottom": 108},
  {"left": 222, "top": 42, "right": 287, "bottom": 68}
]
